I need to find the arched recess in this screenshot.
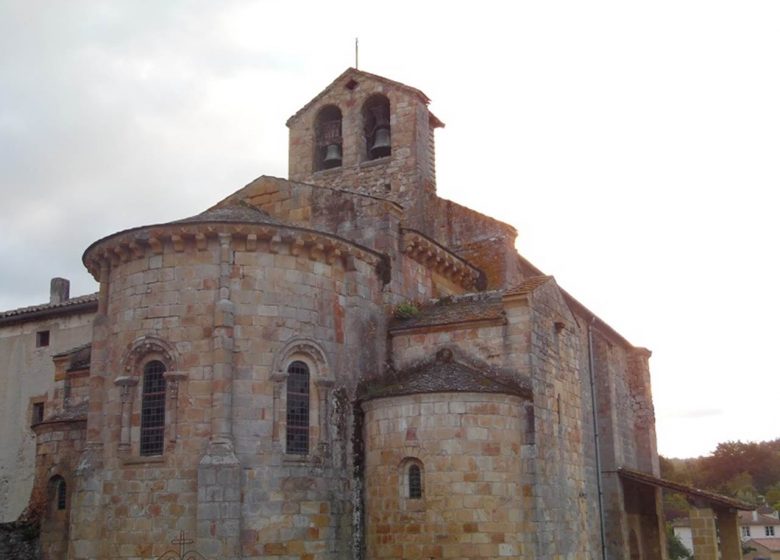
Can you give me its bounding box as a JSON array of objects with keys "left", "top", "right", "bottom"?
[
  {"left": 314, "top": 104, "right": 343, "bottom": 170},
  {"left": 114, "top": 336, "right": 185, "bottom": 456},
  {"left": 271, "top": 338, "right": 334, "bottom": 458},
  {"left": 40, "top": 474, "right": 70, "bottom": 559},
  {"left": 362, "top": 94, "right": 391, "bottom": 160}
]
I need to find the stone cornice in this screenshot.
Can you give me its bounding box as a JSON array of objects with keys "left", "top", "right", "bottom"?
[
  {"left": 83, "top": 221, "right": 388, "bottom": 281},
  {"left": 401, "top": 229, "right": 484, "bottom": 291}
]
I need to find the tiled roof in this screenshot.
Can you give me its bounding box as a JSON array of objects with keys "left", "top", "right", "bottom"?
[
  {"left": 0, "top": 293, "right": 98, "bottom": 324},
  {"left": 745, "top": 537, "right": 780, "bottom": 552},
  {"left": 389, "top": 293, "right": 505, "bottom": 331},
  {"left": 618, "top": 468, "right": 754, "bottom": 511},
  {"left": 360, "top": 348, "right": 532, "bottom": 400},
  {"left": 739, "top": 510, "right": 780, "bottom": 526}
]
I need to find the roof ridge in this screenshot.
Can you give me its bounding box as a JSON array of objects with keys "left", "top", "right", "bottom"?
[{"left": 0, "top": 292, "right": 99, "bottom": 319}]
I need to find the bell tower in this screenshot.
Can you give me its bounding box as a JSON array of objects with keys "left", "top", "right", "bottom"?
[{"left": 287, "top": 68, "right": 444, "bottom": 229}]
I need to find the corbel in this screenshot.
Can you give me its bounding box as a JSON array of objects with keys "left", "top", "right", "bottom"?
[
  {"left": 246, "top": 233, "right": 257, "bottom": 252},
  {"left": 171, "top": 235, "right": 184, "bottom": 252}
]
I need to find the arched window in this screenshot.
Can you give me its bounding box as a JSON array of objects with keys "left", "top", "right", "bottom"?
[
  {"left": 408, "top": 464, "right": 422, "bottom": 499},
  {"left": 363, "top": 94, "right": 391, "bottom": 160},
  {"left": 286, "top": 361, "right": 310, "bottom": 454},
  {"left": 49, "top": 475, "right": 67, "bottom": 510},
  {"left": 315, "top": 105, "right": 342, "bottom": 170},
  {"left": 140, "top": 360, "right": 166, "bottom": 456},
  {"left": 400, "top": 458, "right": 424, "bottom": 500}
]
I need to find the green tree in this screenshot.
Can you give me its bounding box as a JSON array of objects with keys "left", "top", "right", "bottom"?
[
  {"left": 766, "top": 482, "right": 780, "bottom": 510},
  {"left": 663, "top": 491, "right": 690, "bottom": 521},
  {"left": 666, "top": 524, "right": 692, "bottom": 560}
]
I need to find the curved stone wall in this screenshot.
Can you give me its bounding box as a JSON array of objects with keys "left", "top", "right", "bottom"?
[{"left": 363, "top": 392, "right": 531, "bottom": 559}]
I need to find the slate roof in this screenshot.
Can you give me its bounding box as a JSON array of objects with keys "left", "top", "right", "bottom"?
[
  {"left": 53, "top": 343, "right": 92, "bottom": 371},
  {"left": 389, "top": 293, "right": 505, "bottom": 331},
  {"left": 174, "top": 201, "right": 284, "bottom": 226},
  {"left": 0, "top": 293, "right": 99, "bottom": 325},
  {"left": 35, "top": 401, "right": 88, "bottom": 425},
  {"left": 504, "top": 275, "right": 554, "bottom": 297},
  {"left": 360, "top": 348, "right": 531, "bottom": 400}
]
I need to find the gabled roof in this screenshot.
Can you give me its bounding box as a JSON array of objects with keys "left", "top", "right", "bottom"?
[
  {"left": 0, "top": 293, "right": 98, "bottom": 325},
  {"left": 286, "top": 67, "right": 443, "bottom": 127},
  {"left": 360, "top": 347, "right": 532, "bottom": 401}
]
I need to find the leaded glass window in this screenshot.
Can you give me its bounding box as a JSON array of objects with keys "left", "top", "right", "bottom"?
[
  {"left": 140, "top": 360, "right": 166, "bottom": 456},
  {"left": 286, "top": 361, "right": 310, "bottom": 454}
]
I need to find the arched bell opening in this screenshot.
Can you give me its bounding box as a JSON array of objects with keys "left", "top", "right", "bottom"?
[
  {"left": 314, "top": 105, "right": 343, "bottom": 171},
  {"left": 362, "top": 94, "right": 391, "bottom": 160}
]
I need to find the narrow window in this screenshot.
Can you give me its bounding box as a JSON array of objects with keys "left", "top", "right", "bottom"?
[
  {"left": 49, "top": 476, "right": 66, "bottom": 510},
  {"left": 286, "top": 361, "right": 310, "bottom": 454},
  {"left": 36, "top": 330, "right": 50, "bottom": 347},
  {"left": 140, "top": 360, "right": 166, "bottom": 456},
  {"left": 56, "top": 478, "right": 66, "bottom": 510},
  {"left": 408, "top": 464, "right": 422, "bottom": 499},
  {"left": 32, "top": 402, "right": 44, "bottom": 425},
  {"left": 363, "top": 94, "right": 391, "bottom": 160},
  {"left": 767, "top": 526, "right": 776, "bottom": 536},
  {"left": 314, "top": 105, "right": 342, "bottom": 171},
  {"left": 742, "top": 526, "right": 750, "bottom": 537}
]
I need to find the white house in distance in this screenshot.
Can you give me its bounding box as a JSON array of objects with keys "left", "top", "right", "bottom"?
[{"left": 674, "top": 509, "right": 780, "bottom": 556}]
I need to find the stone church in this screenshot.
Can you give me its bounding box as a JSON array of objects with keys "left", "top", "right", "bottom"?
[{"left": 0, "top": 68, "right": 750, "bottom": 559}]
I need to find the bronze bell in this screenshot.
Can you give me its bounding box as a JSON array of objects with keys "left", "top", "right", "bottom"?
[
  {"left": 323, "top": 143, "right": 342, "bottom": 168},
  {"left": 370, "top": 127, "right": 391, "bottom": 158}
]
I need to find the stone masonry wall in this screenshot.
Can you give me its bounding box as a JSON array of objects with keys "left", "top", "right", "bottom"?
[
  {"left": 0, "top": 310, "right": 94, "bottom": 522},
  {"left": 363, "top": 393, "right": 530, "bottom": 559},
  {"left": 287, "top": 70, "right": 438, "bottom": 234},
  {"left": 73, "top": 224, "right": 393, "bottom": 559}
]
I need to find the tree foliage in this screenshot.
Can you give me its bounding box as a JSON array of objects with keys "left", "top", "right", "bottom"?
[{"left": 661, "top": 438, "right": 780, "bottom": 510}]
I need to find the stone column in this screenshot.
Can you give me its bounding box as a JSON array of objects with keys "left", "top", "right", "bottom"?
[
  {"left": 163, "top": 371, "right": 187, "bottom": 443},
  {"left": 316, "top": 378, "right": 334, "bottom": 458},
  {"left": 716, "top": 507, "right": 743, "bottom": 560},
  {"left": 689, "top": 502, "right": 719, "bottom": 560},
  {"left": 198, "top": 232, "right": 241, "bottom": 560},
  {"left": 113, "top": 376, "right": 138, "bottom": 453},
  {"left": 71, "top": 260, "right": 110, "bottom": 559},
  {"left": 270, "top": 372, "right": 287, "bottom": 452}
]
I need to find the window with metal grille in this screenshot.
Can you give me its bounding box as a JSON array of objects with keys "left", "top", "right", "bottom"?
[
  {"left": 49, "top": 476, "right": 66, "bottom": 510},
  {"left": 286, "top": 361, "right": 310, "bottom": 455},
  {"left": 140, "top": 360, "right": 166, "bottom": 456},
  {"left": 408, "top": 464, "right": 422, "bottom": 499}
]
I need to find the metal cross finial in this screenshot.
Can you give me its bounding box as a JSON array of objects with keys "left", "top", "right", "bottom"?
[{"left": 171, "top": 530, "right": 194, "bottom": 558}]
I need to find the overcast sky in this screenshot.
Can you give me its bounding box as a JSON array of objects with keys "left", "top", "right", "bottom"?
[{"left": 1, "top": 0, "right": 778, "bottom": 459}]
